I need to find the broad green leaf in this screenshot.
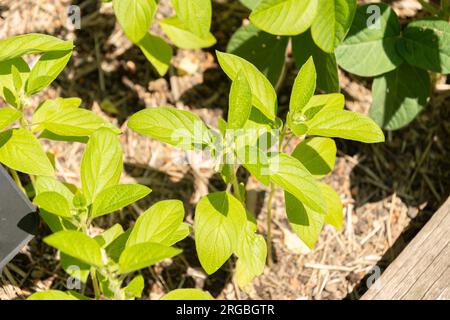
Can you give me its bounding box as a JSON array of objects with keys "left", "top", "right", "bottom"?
[
  {"left": 127, "top": 200, "right": 187, "bottom": 247},
  {"left": 320, "top": 183, "right": 343, "bottom": 229},
  {"left": 0, "top": 107, "right": 21, "bottom": 131},
  {"left": 138, "top": 33, "right": 173, "bottom": 76},
  {"left": 27, "top": 290, "right": 79, "bottom": 300},
  {"left": 161, "top": 289, "right": 214, "bottom": 300},
  {"left": 291, "top": 137, "right": 336, "bottom": 178},
  {"left": 81, "top": 128, "right": 123, "bottom": 204},
  {"left": 228, "top": 71, "right": 252, "bottom": 129},
  {"left": 39, "top": 107, "right": 117, "bottom": 137},
  {"left": 370, "top": 63, "right": 430, "bottom": 130},
  {"left": 217, "top": 51, "right": 277, "bottom": 120},
  {"left": 195, "top": 192, "right": 247, "bottom": 274},
  {"left": 26, "top": 50, "right": 72, "bottom": 96},
  {"left": 269, "top": 153, "right": 326, "bottom": 214},
  {"left": 240, "top": 0, "right": 262, "bottom": 10},
  {"left": 0, "top": 34, "right": 73, "bottom": 61},
  {"left": 235, "top": 216, "right": 266, "bottom": 288},
  {"left": 11, "top": 65, "right": 22, "bottom": 92},
  {"left": 171, "top": 0, "right": 212, "bottom": 37},
  {"left": 113, "top": 0, "right": 156, "bottom": 43},
  {"left": 306, "top": 108, "right": 385, "bottom": 143},
  {"left": 250, "top": 0, "right": 318, "bottom": 36},
  {"left": 39, "top": 210, "right": 76, "bottom": 233},
  {"left": 0, "top": 58, "right": 30, "bottom": 107},
  {"left": 0, "top": 128, "right": 54, "bottom": 176},
  {"left": 123, "top": 275, "right": 145, "bottom": 299},
  {"left": 285, "top": 191, "right": 324, "bottom": 249},
  {"left": 35, "top": 177, "right": 74, "bottom": 204},
  {"left": 44, "top": 230, "right": 104, "bottom": 267},
  {"left": 237, "top": 145, "right": 270, "bottom": 185},
  {"left": 94, "top": 224, "right": 124, "bottom": 248},
  {"left": 336, "top": 3, "right": 403, "bottom": 77},
  {"left": 32, "top": 97, "right": 82, "bottom": 132},
  {"left": 166, "top": 223, "right": 191, "bottom": 245},
  {"left": 128, "top": 107, "right": 213, "bottom": 151},
  {"left": 397, "top": 19, "right": 450, "bottom": 74},
  {"left": 159, "top": 17, "right": 216, "bottom": 49},
  {"left": 311, "top": 0, "right": 357, "bottom": 53},
  {"left": 303, "top": 93, "right": 345, "bottom": 113},
  {"left": 91, "top": 184, "right": 151, "bottom": 218},
  {"left": 105, "top": 229, "right": 132, "bottom": 262},
  {"left": 118, "top": 241, "right": 181, "bottom": 274},
  {"left": 290, "top": 57, "right": 316, "bottom": 114},
  {"left": 60, "top": 253, "right": 90, "bottom": 284},
  {"left": 227, "top": 23, "right": 289, "bottom": 86},
  {"left": 34, "top": 191, "right": 71, "bottom": 218}
]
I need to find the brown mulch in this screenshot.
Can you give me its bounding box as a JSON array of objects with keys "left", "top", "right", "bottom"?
[{"left": 1, "top": 0, "right": 449, "bottom": 300}]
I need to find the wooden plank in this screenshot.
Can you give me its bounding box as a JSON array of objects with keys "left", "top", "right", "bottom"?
[{"left": 362, "top": 197, "right": 450, "bottom": 300}]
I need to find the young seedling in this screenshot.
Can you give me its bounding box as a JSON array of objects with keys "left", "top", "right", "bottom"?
[
  {"left": 27, "top": 128, "right": 212, "bottom": 300},
  {"left": 128, "top": 52, "right": 385, "bottom": 289},
  {"left": 110, "top": 0, "right": 216, "bottom": 76},
  {"left": 0, "top": 33, "right": 117, "bottom": 190}
]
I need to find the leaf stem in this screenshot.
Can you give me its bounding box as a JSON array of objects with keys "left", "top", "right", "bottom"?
[
  {"left": 9, "top": 169, "right": 26, "bottom": 194},
  {"left": 91, "top": 268, "right": 101, "bottom": 300},
  {"left": 266, "top": 182, "right": 275, "bottom": 267}
]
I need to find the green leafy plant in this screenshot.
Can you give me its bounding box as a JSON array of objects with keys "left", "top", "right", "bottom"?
[
  {"left": 0, "top": 33, "right": 117, "bottom": 187},
  {"left": 27, "top": 128, "right": 212, "bottom": 300},
  {"left": 128, "top": 52, "right": 384, "bottom": 289},
  {"left": 108, "top": 0, "right": 216, "bottom": 76},
  {"left": 336, "top": 3, "right": 450, "bottom": 130}
]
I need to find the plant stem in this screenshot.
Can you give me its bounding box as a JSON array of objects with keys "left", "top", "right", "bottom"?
[
  {"left": 91, "top": 268, "right": 101, "bottom": 300},
  {"left": 9, "top": 169, "right": 26, "bottom": 194},
  {"left": 266, "top": 182, "right": 275, "bottom": 267}
]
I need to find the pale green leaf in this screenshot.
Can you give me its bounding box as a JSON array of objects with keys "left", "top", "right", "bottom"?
[
  {"left": 127, "top": 200, "right": 187, "bottom": 247},
  {"left": 94, "top": 224, "right": 124, "bottom": 248},
  {"left": 34, "top": 191, "right": 71, "bottom": 218},
  {"left": 217, "top": 51, "right": 277, "bottom": 120},
  {"left": 60, "top": 254, "right": 90, "bottom": 284},
  {"left": 138, "top": 33, "right": 173, "bottom": 76},
  {"left": 0, "top": 128, "right": 54, "bottom": 176},
  {"left": 128, "top": 106, "right": 213, "bottom": 151},
  {"left": 118, "top": 241, "right": 181, "bottom": 274},
  {"left": 123, "top": 275, "right": 145, "bottom": 299},
  {"left": 159, "top": 17, "right": 216, "bottom": 49},
  {"left": 311, "top": 0, "right": 357, "bottom": 53},
  {"left": 240, "top": 0, "right": 262, "bottom": 10},
  {"left": 44, "top": 230, "right": 104, "bottom": 267},
  {"left": 228, "top": 71, "right": 252, "bottom": 129},
  {"left": 161, "top": 289, "right": 214, "bottom": 300},
  {"left": 0, "top": 58, "right": 30, "bottom": 106},
  {"left": 335, "top": 3, "right": 403, "bottom": 77},
  {"left": 32, "top": 97, "right": 82, "bottom": 132},
  {"left": 290, "top": 57, "right": 316, "bottom": 114},
  {"left": 81, "top": 128, "right": 123, "bottom": 204},
  {"left": 194, "top": 192, "right": 247, "bottom": 274},
  {"left": 27, "top": 290, "right": 79, "bottom": 300},
  {"left": 320, "top": 183, "right": 343, "bottom": 229},
  {"left": 291, "top": 137, "right": 336, "bottom": 178},
  {"left": 91, "top": 184, "right": 151, "bottom": 218},
  {"left": 113, "top": 0, "right": 156, "bottom": 43},
  {"left": 0, "top": 107, "right": 21, "bottom": 131},
  {"left": 171, "top": 0, "right": 212, "bottom": 37},
  {"left": 370, "top": 63, "right": 430, "bottom": 130},
  {"left": 34, "top": 176, "right": 74, "bottom": 204},
  {"left": 269, "top": 153, "right": 326, "bottom": 214},
  {"left": 250, "top": 0, "right": 318, "bottom": 36}
]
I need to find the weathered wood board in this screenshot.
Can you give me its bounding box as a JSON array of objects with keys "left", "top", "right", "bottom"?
[{"left": 362, "top": 197, "right": 450, "bottom": 300}]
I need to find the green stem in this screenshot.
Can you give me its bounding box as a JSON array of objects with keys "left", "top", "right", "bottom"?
[
  {"left": 266, "top": 182, "right": 275, "bottom": 267},
  {"left": 9, "top": 169, "right": 26, "bottom": 194},
  {"left": 231, "top": 164, "right": 243, "bottom": 203},
  {"left": 91, "top": 268, "right": 101, "bottom": 300}
]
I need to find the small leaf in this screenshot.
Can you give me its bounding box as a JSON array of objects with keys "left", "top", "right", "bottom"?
[
  {"left": 250, "top": 0, "right": 318, "bottom": 36},
  {"left": 138, "top": 33, "right": 173, "bottom": 76},
  {"left": 291, "top": 137, "right": 336, "bottom": 178},
  {"left": 44, "top": 230, "right": 104, "bottom": 267},
  {"left": 91, "top": 184, "right": 151, "bottom": 218},
  {"left": 195, "top": 192, "right": 247, "bottom": 274},
  {"left": 32, "top": 97, "right": 82, "bottom": 132},
  {"left": 228, "top": 71, "right": 252, "bottom": 129},
  {"left": 127, "top": 200, "right": 187, "bottom": 247},
  {"left": 0, "top": 58, "right": 30, "bottom": 106},
  {"left": 320, "top": 183, "right": 343, "bottom": 229},
  {"left": 81, "top": 128, "right": 123, "bottom": 204},
  {"left": 34, "top": 191, "right": 71, "bottom": 218},
  {"left": 0, "top": 128, "right": 54, "bottom": 176},
  {"left": 161, "top": 289, "right": 214, "bottom": 300},
  {"left": 34, "top": 176, "right": 74, "bottom": 204},
  {"left": 290, "top": 57, "right": 316, "bottom": 114},
  {"left": 336, "top": 3, "right": 403, "bottom": 77},
  {"left": 0, "top": 107, "right": 21, "bottom": 131},
  {"left": 397, "top": 19, "right": 450, "bottom": 73},
  {"left": 217, "top": 51, "right": 277, "bottom": 120},
  {"left": 370, "top": 63, "right": 430, "bottom": 130},
  {"left": 128, "top": 106, "right": 213, "bottom": 151},
  {"left": 27, "top": 290, "right": 79, "bottom": 300},
  {"left": 171, "top": 0, "right": 212, "bottom": 37},
  {"left": 123, "top": 275, "right": 145, "bottom": 299},
  {"left": 26, "top": 50, "right": 72, "bottom": 96},
  {"left": 269, "top": 153, "right": 326, "bottom": 214},
  {"left": 159, "top": 17, "right": 216, "bottom": 49},
  {"left": 227, "top": 23, "right": 289, "bottom": 86},
  {"left": 118, "top": 241, "right": 181, "bottom": 274},
  {"left": 0, "top": 33, "right": 73, "bottom": 61},
  {"left": 113, "top": 0, "right": 156, "bottom": 43}
]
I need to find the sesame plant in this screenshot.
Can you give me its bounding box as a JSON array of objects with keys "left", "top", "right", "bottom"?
[
  {"left": 0, "top": 33, "right": 117, "bottom": 190},
  {"left": 27, "top": 128, "right": 212, "bottom": 300},
  {"left": 128, "top": 52, "right": 385, "bottom": 289},
  {"left": 107, "top": 0, "right": 216, "bottom": 76},
  {"left": 336, "top": 3, "right": 450, "bottom": 130}
]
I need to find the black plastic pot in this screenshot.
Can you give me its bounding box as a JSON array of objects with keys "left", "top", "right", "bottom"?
[{"left": 0, "top": 165, "right": 38, "bottom": 270}]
